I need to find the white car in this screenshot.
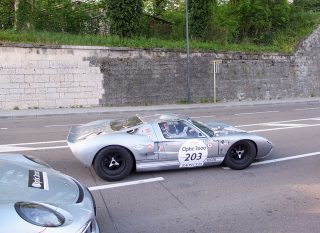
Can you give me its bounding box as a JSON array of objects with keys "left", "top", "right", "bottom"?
[
  {"left": 0, "top": 153, "right": 100, "bottom": 233},
  {"left": 68, "top": 114, "right": 273, "bottom": 181}
]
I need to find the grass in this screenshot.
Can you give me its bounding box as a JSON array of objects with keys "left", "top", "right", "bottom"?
[
  {"left": 0, "top": 30, "right": 285, "bottom": 53},
  {"left": 0, "top": 16, "right": 319, "bottom": 54}
]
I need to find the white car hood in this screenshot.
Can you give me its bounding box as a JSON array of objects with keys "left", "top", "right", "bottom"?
[
  {"left": 205, "top": 121, "right": 247, "bottom": 136},
  {"left": 0, "top": 160, "right": 80, "bottom": 204}
]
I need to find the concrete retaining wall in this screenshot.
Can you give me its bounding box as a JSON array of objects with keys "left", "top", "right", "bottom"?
[
  {"left": 0, "top": 26, "right": 319, "bottom": 109},
  {"left": 0, "top": 46, "right": 104, "bottom": 109}
]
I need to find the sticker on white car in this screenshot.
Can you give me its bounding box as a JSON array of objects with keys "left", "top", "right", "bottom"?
[
  {"left": 28, "top": 170, "right": 49, "bottom": 190},
  {"left": 178, "top": 139, "right": 208, "bottom": 168}
]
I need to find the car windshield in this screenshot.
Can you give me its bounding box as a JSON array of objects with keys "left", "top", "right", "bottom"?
[
  {"left": 190, "top": 119, "right": 215, "bottom": 137},
  {"left": 110, "top": 116, "right": 143, "bottom": 131}
]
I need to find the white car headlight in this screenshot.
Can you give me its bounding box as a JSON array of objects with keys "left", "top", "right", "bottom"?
[{"left": 15, "top": 202, "right": 65, "bottom": 227}]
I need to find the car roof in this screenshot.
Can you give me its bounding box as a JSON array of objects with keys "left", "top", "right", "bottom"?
[{"left": 138, "top": 114, "right": 186, "bottom": 124}]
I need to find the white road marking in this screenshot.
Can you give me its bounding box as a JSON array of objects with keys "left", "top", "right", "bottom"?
[
  {"left": 0, "top": 145, "right": 69, "bottom": 153},
  {"left": 294, "top": 107, "right": 320, "bottom": 111},
  {"left": 252, "top": 152, "right": 320, "bottom": 166},
  {"left": 249, "top": 123, "right": 320, "bottom": 133},
  {"left": 261, "top": 123, "right": 308, "bottom": 127},
  {"left": 234, "top": 111, "right": 279, "bottom": 116},
  {"left": 45, "top": 124, "right": 80, "bottom": 128},
  {"left": 5, "top": 140, "right": 66, "bottom": 146},
  {"left": 236, "top": 117, "right": 320, "bottom": 127},
  {"left": 192, "top": 115, "right": 215, "bottom": 119},
  {"left": 221, "top": 152, "right": 320, "bottom": 170},
  {"left": 0, "top": 145, "right": 33, "bottom": 152},
  {"left": 0, "top": 128, "right": 8, "bottom": 130},
  {"left": 88, "top": 177, "right": 164, "bottom": 191}
]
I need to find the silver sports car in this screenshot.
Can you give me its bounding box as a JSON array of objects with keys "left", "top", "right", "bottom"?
[
  {"left": 0, "top": 153, "right": 99, "bottom": 233},
  {"left": 68, "top": 114, "right": 273, "bottom": 181}
]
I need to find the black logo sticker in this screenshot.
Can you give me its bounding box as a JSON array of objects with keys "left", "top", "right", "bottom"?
[{"left": 28, "top": 170, "right": 49, "bottom": 190}]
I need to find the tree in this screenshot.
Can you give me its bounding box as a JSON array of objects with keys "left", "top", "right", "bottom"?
[
  {"left": 0, "top": 0, "right": 15, "bottom": 29},
  {"left": 14, "top": 0, "right": 34, "bottom": 31},
  {"left": 106, "top": 0, "right": 143, "bottom": 37},
  {"left": 293, "top": 0, "right": 320, "bottom": 11},
  {"left": 189, "top": 0, "right": 214, "bottom": 39},
  {"left": 153, "top": 0, "right": 168, "bottom": 16},
  {"left": 230, "top": 0, "right": 291, "bottom": 43}
]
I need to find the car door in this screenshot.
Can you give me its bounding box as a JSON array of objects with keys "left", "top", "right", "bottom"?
[
  {"left": 136, "top": 124, "right": 159, "bottom": 160},
  {"left": 155, "top": 120, "right": 219, "bottom": 168}
]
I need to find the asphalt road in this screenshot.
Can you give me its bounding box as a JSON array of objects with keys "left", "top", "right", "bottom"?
[{"left": 1, "top": 101, "right": 320, "bottom": 233}]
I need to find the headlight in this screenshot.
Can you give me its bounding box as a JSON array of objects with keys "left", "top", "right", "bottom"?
[{"left": 15, "top": 202, "right": 65, "bottom": 227}]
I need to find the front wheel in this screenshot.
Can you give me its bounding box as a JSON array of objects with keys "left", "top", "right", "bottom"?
[
  {"left": 224, "top": 140, "right": 256, "bottom": 170},
  {"left": 93, "top": 146, "right": 133, "bottom": 181}
]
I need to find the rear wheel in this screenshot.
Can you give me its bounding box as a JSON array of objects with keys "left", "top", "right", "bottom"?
[
  {"left": 93, "top": 146, "right": 133, "bottom": 181},
  {"left": 224, "top": 140, "right": 256, "bottom": 170}
]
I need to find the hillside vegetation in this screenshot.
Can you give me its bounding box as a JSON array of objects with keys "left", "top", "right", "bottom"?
[{"left": 0, "top": 0, "right": 319, "bottom": 53}]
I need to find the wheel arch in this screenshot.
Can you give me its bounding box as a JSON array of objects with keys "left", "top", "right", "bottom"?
[
  {"left": 248, "top": 139, "right": 258, "bottom": 158},
  {"left": 92, "top": 145, "right": 137, "bottom": 172},
  {"left": 226, "top": 139, "right": 258, "bottom": 157}
]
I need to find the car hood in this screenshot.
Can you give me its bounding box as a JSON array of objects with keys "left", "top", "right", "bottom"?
[
  {"left": 205, "top": 121, "right": 247, "bottom": 136},
  {"left": 0, "top": 159, "right": 80, "bottom": 204}
]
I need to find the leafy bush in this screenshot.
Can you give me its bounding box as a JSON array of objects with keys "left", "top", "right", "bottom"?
[
  {"left": 15, "top": 0, "right": 34, "bottom": 31},
  {"left": 0, "top": 0, "right": 14, "bottom": 30},
  {"left": 294, "top": 0, "right": 320, "bottom": 12},
  {"left": 189, "top": 0, "right": 214, "bottom": 39},
  {"left": 106, "top": 0, "right": 143, "bottom": 37},
  {"left": 162, "top": 5, "right": 186, "bottom": 40},
  {"left": 0, "top": 0, "right": 319, "bottom": 53},
  {"left": 33, "top": 0, "right": 104, "bottom": 34}
]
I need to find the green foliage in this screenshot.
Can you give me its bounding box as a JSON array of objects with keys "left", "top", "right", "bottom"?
[
  {"left": 106, "top": 0, "right": 143, "bottom": 37},
  {"left": 153, "top": 0, "right": 167, "bottom": 16},
  {"left": 209, "top": 3, "right": 238, "bottom": 43},
  {"left": 229, "top": 0, "right": 291, "bottom": 43},
  {"left": 15, "top": 0, "right": 34, "bottom": 31},
  {"left": 144, "top": 0, "right": 168, "bottom": 16},
  {"left": 189, "top": 0, "right": 214, "bottom": 39},
  {"left": 0, "top": 29, "right": 280, "bottom": 52},
  {"left": 235, "top": 0, "right": 272, "bottom": 42},
  {"left": 33, "top": 0, "right": 104, "bottom": 34},
  {"left": 162, "top": 5, "right": 185, "bottom": 39},
  {"left": 272, "top": 9, "right": 320, "bottom": 52},
  {"left": 294, "top": 0, "right": 320, "bottom": 11},
  {"left": 0, "top": 0, "right": 319, "bottom": 53},
  {"left": 0, "top": 0, "right": 14, "bottom": 29}
]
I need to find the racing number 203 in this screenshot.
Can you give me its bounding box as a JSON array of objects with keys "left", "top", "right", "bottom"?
[{"left": 185, "top": 153, "right": 202, "bottom": 161}]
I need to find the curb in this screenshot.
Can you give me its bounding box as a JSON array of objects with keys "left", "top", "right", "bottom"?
[{"left": 1, "top": 97, "right": 320, "bottom": 119}]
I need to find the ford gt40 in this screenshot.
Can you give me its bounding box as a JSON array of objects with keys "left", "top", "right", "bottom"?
[{"left": 67, "top": 114, "right": 273, "bottom": 181}]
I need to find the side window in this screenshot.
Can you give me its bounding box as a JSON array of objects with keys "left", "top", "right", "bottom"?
[
  {"left": 159, "top": 121, "right": 172, "bottom": 139},
  {"left": 159, "top": 121, "right": 204, "bottom": 139}
]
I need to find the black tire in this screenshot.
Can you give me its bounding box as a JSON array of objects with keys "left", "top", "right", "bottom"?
[
  {"left": 93, "top": 146, "right": 134, "bottom": 181},
  {"left": 224, "top": 140, "right": 256, "bottom": 170}
]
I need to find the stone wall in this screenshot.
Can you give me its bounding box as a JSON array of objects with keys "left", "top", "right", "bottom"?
[
  {"left": 0, "top": 26, "right": 319, "bottom": 109},
  {"left": 0, "top": 46, "right": 104, "bottom": 109},
  {"left": 294, "top": 27, "right": 320, "bottom": 98}
]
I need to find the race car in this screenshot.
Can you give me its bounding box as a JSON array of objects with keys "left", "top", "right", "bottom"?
[
  {"left": 67, "top": 114, "right": 273, "bottom": 181},
  {"left": 0, "top": 153, "right": 99, "bottom": 233}
]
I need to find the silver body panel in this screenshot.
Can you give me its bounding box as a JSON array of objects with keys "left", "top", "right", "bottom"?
[
  {"left": 0, "top": 153, "right": 99, "bottom": 233},
  {"left": 68, "top": 114, "right": 273, "bottom": 172}
]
